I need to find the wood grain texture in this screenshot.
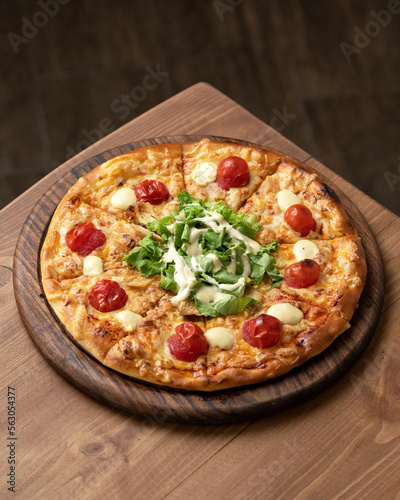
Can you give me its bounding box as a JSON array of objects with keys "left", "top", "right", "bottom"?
[
  {"left": 14, "top": 135, "right": 384, "bottom": 424},
  {"left": 0, "top": 84, "right": 398, "bottom": 499}
]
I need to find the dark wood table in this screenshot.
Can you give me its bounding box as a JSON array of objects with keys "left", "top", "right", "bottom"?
[{"left": 1, "top": 83, "right": 399, "bottom": 499}]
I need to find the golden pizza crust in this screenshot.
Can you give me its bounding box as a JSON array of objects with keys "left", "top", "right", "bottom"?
[
  {"left": 70, "top": 143, "right": 183, "bottom": 226},
  {"left": 40, "top": 140, "right": 367, "bottom": 391},
  {"left": 240, "top": 157, "right": 356, "bottom": 244},
  {"left": 103, "top": 293, "right": 349, "bottom": 391},
  {"left": 103, "top": 298, "right": 210, "bottom": 389},
  {"left": 41, "top": 194, "right": 150, "bottom": 281},
  {"left": 263, "top": 235, "right": 367, "bottom": 322},
  {"left": 43, "top": 269, "right": 167, "bottom": 362},
  {"left": 182, "top": 139, "right": 283, "bottom": 211}
]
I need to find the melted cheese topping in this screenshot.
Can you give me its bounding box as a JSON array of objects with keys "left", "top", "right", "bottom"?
[
  {"left": 110, "top": 188, "right": 137, "bottom": 210},
  {"left": 293, "top": 239, "right": 319, "bottom": 261},
  {"left": 267, "top": 303, "right": 304, "bottom": 325},
  {"left": 83, "top": 255, "right": 103, "bottom": 276},
  {"left": 277, "top": 190, "right": 302, "bottom": 212},
  {"left": 205, "top": 327, "right": 234, "bottom": 349},
  {"left": 192, "top": 162, "right": 218, "bottom": 186},
  {"left": 114, "top": 310, "right": 143, "bottom": 332}
]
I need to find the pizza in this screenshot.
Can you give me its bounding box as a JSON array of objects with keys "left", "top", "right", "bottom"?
[{"left": 41, "top": 139, "right": 367, "bottom": 391}]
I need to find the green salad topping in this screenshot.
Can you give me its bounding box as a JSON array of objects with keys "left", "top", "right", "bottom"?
[{"left": 123, "top": 191, "right": 282, "bottom": 317}]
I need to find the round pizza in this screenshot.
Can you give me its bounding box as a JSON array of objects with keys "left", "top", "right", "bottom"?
[{"left": 40, "top": 139, "right": 367, "bottom": 391}]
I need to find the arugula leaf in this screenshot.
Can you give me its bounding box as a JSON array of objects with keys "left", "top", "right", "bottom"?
[
  {"left": 235, "top": 222, "right": 257, "bottom": 241},
  {"left": 198, "top": 256, "right": 214, "bottom": 274},
  {"left": 249, "top": 252, "right": 275, "bottom": 280},
  {"left": 213, "top": 268, "right": 240, "bottom": 285},
  {"left": 202, "top": 228, "right": 226, "bottom": 250},
  {"left": 194, "top": 295, "right": 260, "bottom": 317},
  {"left": 147, "top": 216, "right": 173, "bottom": 241},
  {"left": 159, "top": 266, "right": 179, "bottom": 294},
  {"left": 123, "top": 234, "right": 165, "bottom": 276},
  {"left": 173, "top": 222, "right": 184, "bottom": 248},
  {"left": 138, "top": 234, "right": 164, "bottom": 258},
  {"left": 210, "top": 201, "right": 262, "bottom": 234},
  {"left": 177, "top": 190, "right": 197, "bottom": 210},
  {"left": 181, "top": 223, "right": 191, "bottom": 242},
  {"left": 262, "top": 240, "right": 279, "bottom": 253},
  {"left": 247, "top": 215, "right": 263, "bottom": 232},
  {"left": 248, "top": 241, "right": 283, "bottom": 285},
  {"left": 124, "top": 191, "right": 283, "bottom": 318}
]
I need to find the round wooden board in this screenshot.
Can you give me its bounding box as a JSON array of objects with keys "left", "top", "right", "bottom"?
[{"left": 13, "top": 135, "right": 385, "bottom": 424}]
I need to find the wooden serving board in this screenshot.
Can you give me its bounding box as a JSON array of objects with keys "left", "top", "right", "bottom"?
[{"left": 13, "top": 135, "right": 385, "bottom": 424}]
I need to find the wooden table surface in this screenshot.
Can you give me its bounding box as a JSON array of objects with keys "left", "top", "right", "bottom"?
[{"left": 1, "top": 83, "right": 399, "bottom": 500}]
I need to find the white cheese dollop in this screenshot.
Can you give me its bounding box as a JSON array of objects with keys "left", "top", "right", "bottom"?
[
  {"left": 205, "top": 327, "right": 234, "bottom": 350},
  {"left": 192, "top": 162, "right": 218, "bottom": 186},
  {"left": 83, "top": 256, "right": 104, "bottom": 276},
  {"left": 110, "top": 187, "right": 137, "bottom": 210},
  {"left": 114, "top": 311, "right": 143, "bottom": 332},
  {"left": 293, "top": 240, "right": 319, "bottom": 261},
  {"left": 277, "top": 190, "right": 302, "bottom": 212},
  {"left": 267, "top": 303, "right": 304, "bottom": 325}
]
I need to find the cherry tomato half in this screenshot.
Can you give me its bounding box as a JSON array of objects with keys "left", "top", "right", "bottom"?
[
  {"left": 167, "top": 322, "right": 208, "bottom": 362},
  {"left": 216, "top": 156, "right": 250, "bottom": 190},
  {"left": 284, "top": 259, "right": 320, "bottom": 288},
  {"left": 242, "top": 314, "right": 282, "bottom": 349},
  {"left": 88, "top": 280, "right": 128, "bottom": 313},
  {"left": 133, "top": 179, "right": 170, "bottom": 205},
  {"left": 65, "top": 222, "right": 106, "bottom": 257},
  {"left": 284, "top": 204, "right": 316, "bottom": 237}
]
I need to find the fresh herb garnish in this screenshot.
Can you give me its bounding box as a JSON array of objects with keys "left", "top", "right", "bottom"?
[{"left": 123, "top": 191, "right": 282, "bottom": 317}]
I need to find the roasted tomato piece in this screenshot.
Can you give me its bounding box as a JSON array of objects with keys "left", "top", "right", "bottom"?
[
  {"left": 133, "top": 179, "right": 170, "bottom": 205},
  {"left": 168, "top": 322, "right": 208, "bottom": 362},
  {"left": 88, "top": 279, "right": 128, "bottom": 312},
  {"left": 65, "top": 222, "right": 106, "bottom": 257},
  {"left": 242, "top": 314, "right": 282, "bottom": 348},
  {"left": 284, "top": 259, "right": 320, "bottom": 288},
  {"left": 284, "top": 204, "right": 316, "bottom": 237},
  {"left": 216, "top": 156, "right": 250, "bottom": 190}
]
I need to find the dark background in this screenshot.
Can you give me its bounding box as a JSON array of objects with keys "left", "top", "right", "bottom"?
[{"left": 1, "top": 0, "right": 399, "bottom": 214}]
